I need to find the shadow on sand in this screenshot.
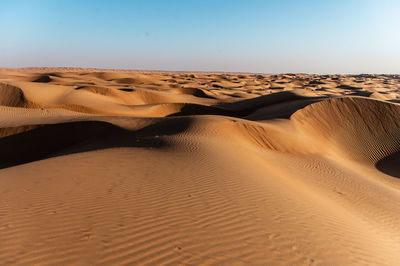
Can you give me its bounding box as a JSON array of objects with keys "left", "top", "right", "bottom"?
[
  {"left": 0, "top": 118, "right": 192, "bottom": 169},
  {"left": 376, "top": 151, "right": 400, "bottom": 178}
]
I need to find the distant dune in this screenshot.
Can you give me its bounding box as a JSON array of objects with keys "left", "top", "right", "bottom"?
[{"left": 1, "top": 68, "right": 400, "bottom": 265}]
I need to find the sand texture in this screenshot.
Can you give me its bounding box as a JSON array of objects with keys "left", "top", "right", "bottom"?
[{"left": 1, "top": 68, "right": 400, "bottom": 265}]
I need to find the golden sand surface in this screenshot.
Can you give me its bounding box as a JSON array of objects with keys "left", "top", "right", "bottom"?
[{"left": 1, "top": 68, "right": 400, "bottom": 265}]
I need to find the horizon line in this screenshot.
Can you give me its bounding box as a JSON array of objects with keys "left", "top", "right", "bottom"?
[{"left": 1, "top": 67, "right": 399, "bottom": 76}]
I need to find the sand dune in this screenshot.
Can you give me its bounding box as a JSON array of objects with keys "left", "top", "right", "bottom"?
[{"left": 1, "top": 68, "right": 400, "bottom": 265}]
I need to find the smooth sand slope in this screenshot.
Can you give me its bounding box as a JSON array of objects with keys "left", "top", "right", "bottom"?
[{"left": 1, "top": 68, "right": 400, "bottom": 265}]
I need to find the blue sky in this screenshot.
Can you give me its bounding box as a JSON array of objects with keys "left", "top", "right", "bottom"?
[{"left": 1, "top": 0, "right": 399, "bottom": 73}]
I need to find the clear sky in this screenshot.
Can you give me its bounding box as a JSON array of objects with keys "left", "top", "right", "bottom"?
[{"left": 1, "top": 0, "right": 399, "bottom": 73}]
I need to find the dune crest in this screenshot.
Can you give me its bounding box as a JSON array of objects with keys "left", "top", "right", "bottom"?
[{"left": 292, "top": 97, "right": 400, "bottom": 162}]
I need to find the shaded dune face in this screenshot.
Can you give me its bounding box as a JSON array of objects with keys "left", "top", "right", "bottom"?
[
  {"left": 0, "top": 118, "right": 193, "bottom": 169},
  {"left": 32, "top": 74, "right": 53, "bottom": 83},
  {"left": 0, "top": 82, "right": 33, "bottom": 107},
  {"left": 376, "top": 150, "right": 400, "bottom": 178},
  {"left": 1, "top": 69, "right": 400, "bottom": 265}
]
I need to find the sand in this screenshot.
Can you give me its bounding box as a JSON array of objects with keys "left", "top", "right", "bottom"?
[{"left": 1, "top": 68, "right": 400, "bottom": 265}]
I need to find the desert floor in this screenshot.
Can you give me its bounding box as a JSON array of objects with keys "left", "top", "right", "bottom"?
[{"left": 1, "top": 68, "right": 400, "bottom": 265}]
